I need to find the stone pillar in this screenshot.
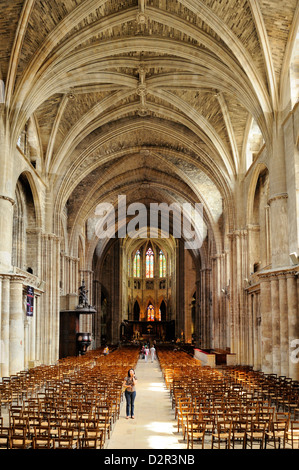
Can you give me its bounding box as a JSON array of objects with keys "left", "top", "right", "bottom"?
[
  {"left": 0, "top": 276, "right": 2, "bottom": 375},
  {"left": 9, "top": 276, "right": 25, "bottom": 375},
  {"left": 199, "top": 267, "right": 211, "bottom": 349},
  {"left": 0, "top": 196, "right": 14, "bottom": 271},
  {"left": 271, "top": 275, "right": 281, "bottom": 375},
  {"left": 41, "top": 233, "right": 60, "bottom": 365},
  {"left": 247, "top": 293, "right": 253, "bottom": 366},
  {"left": 278, "top": 274, "right": 289, "bottom": 376},
  {"left": 282, "top": 108, "right": 299, "bottom": 255},
  {"left": 35, "top": 294, "right": 41, "bottom": 365},
  {"left": 287, "top": 272, "right": 299, "bottom": 380},
  {"left": 260, "top": 275, "right": 272, "bottom": 374},
  {"left": 109, "top": 241, "right": 120, "bottom": 345},
  {"left": 194, "top": 278, "right": 200, "bottom": 347},
  {"left": 176, "top": 241, "right": 185, "bottom": 339},
  {"left": 0, "top": 108, "right": 14, "bottom": 272},
  {"left": 228, "top": 230, "right": 248, "bottom": 363},
  {"left": 24, "top": 318, "right": 30, "bottom": 370},
  {"left": 268, "top": 194, "right": 289, "bottom": 268},
  {"left": 252, "top": 291, "right": 261, "bottom": 370},
  {"left": 93, "top": 279, "right": 102, "bottom": 348},
  {"left": 211, "top": 255, "right": 220, "bottom": 349},
  {"left": 28, "top": 292, "right": 38, "bottom": 368},
  {"left": 1, "top": 277, "right": 10, "bottom": 377}
]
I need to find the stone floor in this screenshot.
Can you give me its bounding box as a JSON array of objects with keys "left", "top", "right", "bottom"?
[{"left": 106, "top": 357, "right": 186, "bottom": 450}]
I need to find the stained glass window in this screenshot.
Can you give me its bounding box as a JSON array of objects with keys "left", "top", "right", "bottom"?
[
  {"left": 147, "top": 304, "right": 155, "bottom": 321},
  {"left": 159, "top": 250, "right": 166, "bottom": 277},
  {"left": 145, "top": 247, "right": 154, "bottom": 278},
  {"left": 133, "top": 250, "right": 140, "bottom": 277}
]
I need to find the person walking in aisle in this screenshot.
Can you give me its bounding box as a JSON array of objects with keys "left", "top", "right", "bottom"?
[
  {"left": 144, "top": 345, "right": 149, "bottom": 362},
  {"left": 123, "top": 368, "right": 137, "bottom": 419},
  {"left": 150, "top": 345, "right": 156, "bottom": 362}
]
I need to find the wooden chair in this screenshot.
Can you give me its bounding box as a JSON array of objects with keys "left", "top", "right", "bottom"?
[
  {"left": 0, "top": 427, "right": 10, "bottom": 449},
  {"left": 231, "top": 420, "right": 246, "bottom": 449},
  {"left": 177, "top": 399, "right": 193, "bottom": 438},
  {"left": 265, "top": 420, "right": 288, "bottom": 449},
  {"left": 186, "top": 415, "right": 206, "bottom": 449},
  {"left": 201, "top": 412, "right": 215, "bottom": 435},
  {"left": 80, "top": 429, "right": 104, "bottom": 449},
  {"left": 211, "top": 421, "right": 232, "bottom": 449},
  {"left": 95, "top": 411, "right": 111, "bottom": 442},
  {"left": 32, "top": 435, "right": 55, "bottom": 449},
  {"left": 9, "top": 426, "right": 32, "bottom": 449},
  {"left": 286, "top": 421, "right": 299, "bottom": 449},
  {"left": 54, "top": 436, "right": 78, "bottom": 449},
  {"left": 245, "top": 421, "right": 267, "bottom": 449}
]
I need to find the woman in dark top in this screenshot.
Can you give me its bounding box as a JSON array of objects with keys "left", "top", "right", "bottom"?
[{"left": 123, "top": 368, "right": 137, "bottom": 419}]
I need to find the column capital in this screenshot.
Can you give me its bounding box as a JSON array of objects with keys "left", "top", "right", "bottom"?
[
  {"left": 227, "top": 229, "right": 248, "bottom": 238},
  {"left": 267, "top": 193, "right": 288, "bottom": 205}
]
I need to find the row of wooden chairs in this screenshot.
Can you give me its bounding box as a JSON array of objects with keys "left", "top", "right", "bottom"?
[
  {"left": 0, "top": 346, "right": 140, "bottom": 449},
  {"left": 185, "top": 412, "right": 299, "bottom": 450},
  {"left": 157, "top": 348, "right": 299, "bottom": 449},
  {"left": 0, "top": 424, "right": 104, "bottom": 449}
]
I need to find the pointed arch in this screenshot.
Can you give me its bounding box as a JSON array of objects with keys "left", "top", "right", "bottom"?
[
  {"left": 133, "top": 300, "right": 140, "bottom": 321},
  {"left": 159, "top": 300, "right": 167, "bottom": 322}
]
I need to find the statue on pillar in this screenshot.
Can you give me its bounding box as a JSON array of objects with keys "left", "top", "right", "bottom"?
[
  {"left": 76, "top": 279, "right": 96, "bottom": 313},
  {"left": 78, "top": 279, "right": 89, "bottom": 308}
]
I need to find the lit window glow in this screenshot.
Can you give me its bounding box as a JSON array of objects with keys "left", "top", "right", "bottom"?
[{"left": 146, "top": 247, "right": 154, "bottom": 278}]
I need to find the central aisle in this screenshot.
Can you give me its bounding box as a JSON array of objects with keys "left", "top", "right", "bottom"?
[{"left": 106, "top": 356, "right": 186, "bottom": 450}]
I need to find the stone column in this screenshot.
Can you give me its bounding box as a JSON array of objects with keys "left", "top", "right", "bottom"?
[
  {"left": 40, "top": 233, "right": 60, "bottom": 365},
  {"left": 278, "top": 274, "right": 289, "bottom": 376},
  {"left": 24, "top": 318, "right": 30, "bottom": 370},
  {"left": 260, "top": 275, "right": 272, "bottom": 373},
  {"left": 28, "top": 292, "right": 37, "bottom": 367},
  {"left": 228, "top": 230, "right": 248, "bottom": 363},
  {"left": 268, "top": 194, "right": 289, "bottom": 268},
  {"left": 282, "top": 110, "right": 299, "bottom": 256},
  {"left": 52, "top": 235, "right": 61, "bottom": 364},
  {"left": 247, "top": 293, "right": 253, "bottom": 366},
  {"left": 268, "top": 122, "right": 289, "bottom": 268},
  {"left": 194, "top": 278, "right": 200, "bottom": 347},
  {"left": 1, "top": 277, "right": 10, "bottom": 377},
  {"left": 0, "top": 196, "right": 14, "bottom": 271},
  {"left": 211, "top": 255, "right": 220, "bottom": 349},
  {"left": 287, "top": 272, "right": 299, "bottom": 380},
  {"left": 35, "top": 294, "right": 41, "bottom": 365},
  {"left": 0, "top": 108, "right": 14, "bottom": 272},
  {"left": 252, "top": 291, "right": 261, "bottom": 370},
  {"left": 271, "top": 275, "right": 281, "bottom": 375},
  {"left": 9, "top": 276, "right": 25, "bottom": 375},
  {"left": 199, "top": 267, "right": 211, "bottom": 349},
  {"left": 93, "top": 279, "right": 102, "bottom": 348},
  {"left": 175, "top": 241, "right": 185, "bottom": 339},
  {"left": 0, "top": 276, "right": 2, "bottom": 375}
]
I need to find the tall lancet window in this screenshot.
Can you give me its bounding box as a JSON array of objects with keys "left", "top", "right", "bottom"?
[
  {"left": 145, "top": 247, "right": 154, "bottom": 278},
  {"left": 159, "top": 250, "right": 166, "bottom": 277},
  {"left": 147, "top": 304, "right": 155, "bottom": 321},
  {"left": 133, "top": 250, "right": 141, "bottom": 277}
]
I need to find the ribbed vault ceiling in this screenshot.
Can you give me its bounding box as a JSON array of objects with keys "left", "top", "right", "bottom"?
[{"left": 1, "top": 0, "right": 298, "bottom": 256}]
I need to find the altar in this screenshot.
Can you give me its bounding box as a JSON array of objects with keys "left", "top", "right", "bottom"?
[{"left": 120, "top": 320, "right": 175, "bottom": 342}]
